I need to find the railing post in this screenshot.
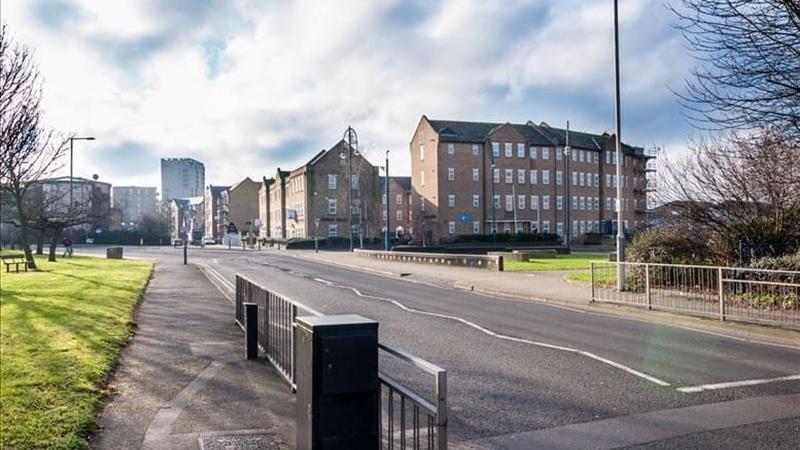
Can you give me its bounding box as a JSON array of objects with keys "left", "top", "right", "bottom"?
[
  {"left": 718, "top": 267, "right": 725, "bottom": 321},
  {"left": 436, "top": 370, "right": 448, "bottom": 450},
  {"left": 291, "top": 303, "right": 297, "bottom": 386},
  {"left": 645, "top": 263, "right": 651, "bottom": 310},
  {"left": 590, "top": 262, "right": 595, "bottom": 301},
  {"left": 244, "top": 302, "right": 258, "bottom": 359}
]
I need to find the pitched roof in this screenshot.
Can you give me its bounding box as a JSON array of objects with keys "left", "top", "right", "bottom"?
[
  {"left": 379, "top": 176, "right": 412, "bottom": 191},
  {"left": 208, "top": 185, "right": 229, "bottom": 196}
]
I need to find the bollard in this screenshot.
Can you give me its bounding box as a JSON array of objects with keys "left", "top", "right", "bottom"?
[
  {"left": 295, "top": 315, "right": 379, "bottom": 449},
  {"left": 183, "top": 241, "right": 187, "bottom": 265},
  {"left": 242, "top": 241, "right": 246, "bottom": 251},
  {"left": 244, "top": 303, "right": 258, "bottom": 360}
]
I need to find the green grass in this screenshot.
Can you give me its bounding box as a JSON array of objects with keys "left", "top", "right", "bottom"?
[
  {"left": 564, "top": 269, "right": 617, "bottom": 285},
  {"left": 0, "top": 256, "right": 153, "bottom": 449},
  {"left": 504, "top": 254, "right": 606, "bottom": 272}
]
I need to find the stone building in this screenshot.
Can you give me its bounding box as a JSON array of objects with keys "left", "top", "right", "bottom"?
[
  {"left": 204, "top": 185, "right": 229, "bottom": 242},
  {"left": 409, "top": 116, "right": 653, "bottom": 245},
  {"left": 223, "top": 177, "right": 260, "bottom": 239},
  {"left": 111, "top": 186, "right": 158, "bottom": 227}
]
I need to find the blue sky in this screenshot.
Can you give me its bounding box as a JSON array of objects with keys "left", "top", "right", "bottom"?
[{"left": 4, "top": 0, "right": 694, "bottom": 189}]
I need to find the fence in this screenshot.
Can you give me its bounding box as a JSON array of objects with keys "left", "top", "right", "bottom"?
[
  {"left": 235, "top": 274, "right": 448, "bottom": 449},
  {"left": 590, "top": 262, "right": 800, "bottom": 328}
]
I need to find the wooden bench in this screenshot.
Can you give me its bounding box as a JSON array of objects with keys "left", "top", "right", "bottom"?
[{"left": 1, "top": 254, "right": 30, "bottom": 272}]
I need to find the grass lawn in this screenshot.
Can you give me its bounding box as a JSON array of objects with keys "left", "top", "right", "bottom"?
[
  {"left": 0, "top": 256, "right": 152, "bottom": 449},
  {"left": 504, "top": 254, "right": 607, "bottom": 272}
]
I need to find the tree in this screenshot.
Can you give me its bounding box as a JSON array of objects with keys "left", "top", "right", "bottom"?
[
  {"left": 0, "top": 25, "right": 69, "bottom": 269},
  {"left": 659, "top": 128, "right": 800, "bottom": 262},
  {"left": 671, "top": 1, "right": 800, "bottom": 136}
]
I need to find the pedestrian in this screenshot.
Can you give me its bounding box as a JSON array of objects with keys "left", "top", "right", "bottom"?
[{"left": 62, "top": 235, "right": 73, "bottom": 257}]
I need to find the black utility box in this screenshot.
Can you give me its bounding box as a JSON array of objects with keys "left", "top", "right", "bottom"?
[{"left": 295, "top": 315, "right": 379, "bottom": 450}]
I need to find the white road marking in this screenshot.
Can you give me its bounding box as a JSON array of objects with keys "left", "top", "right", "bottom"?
[
  {"left": 676, "top": 374, "right": 800, "bottom": 393},
  {"left": 319, "top": 279, "right": 672, "bottom": 387}
]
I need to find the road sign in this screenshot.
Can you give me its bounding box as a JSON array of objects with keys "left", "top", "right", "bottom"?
[{"left": 456, "top": 213, "right": 473, "bottom": 222}]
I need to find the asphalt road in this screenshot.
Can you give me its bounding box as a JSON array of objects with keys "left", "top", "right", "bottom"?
[{"left": 79, "top": 246, "right": 800, "bottom": 448}]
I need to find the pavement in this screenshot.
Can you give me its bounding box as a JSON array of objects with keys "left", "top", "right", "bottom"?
[
  {"left": 80, "top": 245, "right": 800, "bottom": 449},
  {"left": 90, "top": 258, "right": 295, "bottom": 450}
]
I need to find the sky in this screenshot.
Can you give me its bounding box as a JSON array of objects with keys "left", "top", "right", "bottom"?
[{"left": 2, "top": 0, "right": 695, "bottom": 190}]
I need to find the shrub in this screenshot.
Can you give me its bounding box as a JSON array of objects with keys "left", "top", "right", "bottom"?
[
  {"left": 627, "top": 227, "right": 714, "bottom": 265},
  {"left": 749, "top": 251, "right": 800, "bottom": 272}
]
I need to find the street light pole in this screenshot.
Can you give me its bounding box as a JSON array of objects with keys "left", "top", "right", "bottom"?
[
  {"left": 564, "top": 121, "right": 571, "bottom": 249},
  {"left": 68, "top": 136, "right": 95, "bottom": 214},
  {"left": 490, "top": 147, "right": 497, "bottom": 243},
  {"left": 385, "top": 150, "right": 391, "bottom": 251},
  {"left": 613, "top": 0, "right": 626, "bottom": 289},
  {"left": 343, "top": 126, "right": 356, "bottom": 252}
]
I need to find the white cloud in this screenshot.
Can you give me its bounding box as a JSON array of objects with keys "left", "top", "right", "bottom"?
[{"left": 3, "top": 0, "right": 693, "bottom": 190}]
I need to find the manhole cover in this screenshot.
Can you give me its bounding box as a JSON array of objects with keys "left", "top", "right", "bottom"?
[{"left": 199, "top": 433, "right": 287, "bottom": 450}]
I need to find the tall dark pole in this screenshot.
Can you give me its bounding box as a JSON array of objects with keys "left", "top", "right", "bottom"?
[
  {"left": 385, "top": 150, "right": 390, "bottom": 251},
  {"left": 564, "top": 121, "right": 571, "bottom": 249},
  {"left": 68, "top": 136, "right": 95, "bottom": 216},
  {"left": 613, "top": 0, "right": 625, "bottom": 289},
  {"left": 490, "top": 142, "right": 496, "bottom": 243},
  {"left": 345, "top": 127, "right": 355, "bottom": 252}
]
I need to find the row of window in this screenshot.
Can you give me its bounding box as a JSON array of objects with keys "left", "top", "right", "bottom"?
[
  {"left": 326, "top": 174, "right": 359, "bottom": 190},
  {"left": 381, "top": 193, "right": 404, "bottom": 205},
  {"left": 444, "top": 219, "right": 635, "bottom": 236},
  {"left": 442, "top": 193, "right": 640, "bottom": 214}
]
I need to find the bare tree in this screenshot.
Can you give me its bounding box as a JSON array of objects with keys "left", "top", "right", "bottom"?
[
  {"left": 0, "top": 25, "right": 69, "bottom": 268},
  {"left": 671, "top": 1, "right": 800, "bottom": 136},
  {"left": 659, "top": 128, "right": 800, "bottom": 261}
]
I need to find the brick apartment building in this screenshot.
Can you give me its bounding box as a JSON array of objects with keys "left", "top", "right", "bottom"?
[
  {"left": 111, "top": 186, "right": 157, "bottom": 227},
  {"left": 409, "top": 116, "right": 652, "bottom": 245},
  {"left": 379, "top": 176, "right": 413, "bottom": 242},
  {"left": 222, "top": 177, "right": 260, "bottom": 239},
  {"left": 204, "top": 184, "right": 229, "bottom": 242},
  {"left": 260, "top": 140, "right": 383, "bottom": 241}
]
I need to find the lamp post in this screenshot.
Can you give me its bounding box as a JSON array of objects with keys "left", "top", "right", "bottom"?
[
  {"left": 490, "top": 159, "right": 497, "bottom": 243},
  {"left": 68, "top": 136, "right": 96, "bottom": 213},
  {"left": 384, "top": 150, "right": 391, "bottom": 251},
  {"left": 613, "top": 0, "right": 626, "bottom": 289},
  {"left": 342, "top": 126, "right": 359, "bottom": 252},
  {"left": 563, "top": 121, "right": 571, "bottom": 249}
]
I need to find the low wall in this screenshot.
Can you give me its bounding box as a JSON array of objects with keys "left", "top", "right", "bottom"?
[
  {"left": 488, "top": 249, "right": 557, "bottom": 261},
  {"left": 354, "top": 249, "right": 503, "bottom": 271}
]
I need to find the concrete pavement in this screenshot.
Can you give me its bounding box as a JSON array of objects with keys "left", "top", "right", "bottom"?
[{"left": 91, "top": 258, "right": 294, "bottom": 450}]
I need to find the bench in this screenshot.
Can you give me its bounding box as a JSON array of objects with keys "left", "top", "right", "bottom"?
[{"left": 1, "top": 254, "right": 30, "bottom": 272}]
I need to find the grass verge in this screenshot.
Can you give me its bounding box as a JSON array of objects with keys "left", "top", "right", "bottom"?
[
  {"left": 0, "top": 256, "right": 153, "bottom": 449},
  {"left": 504, "top": 254, "right": 606, "bottom": 272}
]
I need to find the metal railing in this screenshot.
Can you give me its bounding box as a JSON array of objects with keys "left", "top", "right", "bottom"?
[
  {"left": 379, "top": 344, "right": 447, "bottom": 450},
  {"left": 235, "top": 274, "right": 448, "bottom": 448},
  {"left": 590, "top": 262, "right": 800, "bottom": 328}
]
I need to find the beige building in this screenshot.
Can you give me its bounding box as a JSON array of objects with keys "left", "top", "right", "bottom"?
[
  {"left": 222, "top": 177, "right": 260, "bottom": 238},
  {"left": 204, "top": 185, "right": 229, "bottom": 242},
  {"left": 409, "top": 116, "right": 652, "bottom": 245},
  {"left": 261, "top": 140, "right": 380, "bottom": 241}
]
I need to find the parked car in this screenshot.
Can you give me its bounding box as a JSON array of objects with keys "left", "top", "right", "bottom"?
[
  {"left": 172, "top": 238, "right": 183, "bottom": 247},
  {"left": 203, "top": 236, "right": 216, "bottom": 246}
]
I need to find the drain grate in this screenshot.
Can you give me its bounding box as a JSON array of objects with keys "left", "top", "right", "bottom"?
[{"left": 198, "top": 433, "right": 287, "bottom": 450}]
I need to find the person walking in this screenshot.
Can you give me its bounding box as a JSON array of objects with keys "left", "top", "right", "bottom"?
[{"left": 62, "top": 236, "right": 73, "bottom": 257}]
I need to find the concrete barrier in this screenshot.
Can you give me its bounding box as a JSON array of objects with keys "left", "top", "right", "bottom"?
[
  {"left": 354, "top": 249, "right": 503, "bottom": 271},
  {"left": 489, "top": 249, "right": 558, "bottom": 262}
]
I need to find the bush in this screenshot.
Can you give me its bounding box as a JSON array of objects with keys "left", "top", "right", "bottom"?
[
  {"left": 749, "top": 251, "right": 800, "bottom": 271},
  {"left": 627, "top": 227, "right": 714, "bottom": 265}
]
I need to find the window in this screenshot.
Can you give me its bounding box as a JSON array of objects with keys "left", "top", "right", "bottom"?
[
  {"left": 580, "top": 221, "right": 586, "bottom": 234},
  {"left": 396, "top": 194, "right": 402, "bottom": 205},
  {"left": 594, "top": 174, "right": 599, "bottom": 187},
  {"left": 556, "top": 148, "right": 562, "bottom": 161},
  {"left": 503, "top": 223, "right": 512, "bottom": 234},
  {"left": 579, "top": 196, "right": 585, "bottom": 210},
  {"left": 594, "top": 197, "right": 600, "bottom": 211},
  {"left": 529, "top": 170, "right": 538, "bottom": 184},
  {"left": 472, "top": 221, "right": 480, "bottom": 234},
  {"left": 517, "top": 169, "right": 526, "bottom": 184},
  {"left": 542, "top": 170, "right": 550, "bottom": 185},
  {"left": 493, "top": 195, "right": 501, "bottom": 210},
  {"left": 573, "top": 221, "right": 578, "bottom": 236},
  {"left": 572, "top": 171, "right": 578, "bottom": 186},
  {"left": 472, "top": 168, "right": 479, "bottom": 181},
  {"left": 493, "top": 168, "right": 500, "bottom": 184},
  {"left": 382, "top": 194, "right": 387, "bottom": 205},
  {"left": 505, "top": 195, "right": 514, "bottom": 211},
  {"left": 492, "top": 142, "right": 500, "bottom": 158},
  {"left": 396, "top": 210, "right": 402, "bottom": 221},
  {"left": 420, "top": 145, "right": 424, "bottom": 161},
  {"left": 543, "top": 221, "right": 550, "bottom": 233},
  {"left": 504, "top": 142, "right": 513, "bottom": 157},
  {"left": 530, "top": 146, "right": 538, "bottom": 159},
  {"left": 328, "top": 224, "right": 338, "bottom": 237},
  {"left": 421, "top": 199, "right": 425, "bottom": 211},
  {"left": 505, "top": 169, "right": 513, "bottom": 184},
  {"left": 542, "top": 147, "right": 550, "bottom": 160},
  {"left": 328, "top": 174, "right": 337, "bottom": 190},
  {"left": 572, "top": 196, "right": 578, "bottom": 210},
  {"left": 543, "top": 195, "right": 550, "bottom": 210},
  {"left": 420, "top": 171, "right": 425, "bottom": 186},
  {"left": 605, "top": 174, "right": 611, "bottom": 187},
  {"left": 472, "top": 144, "right": 479, "bottom": 156},
  {"left": 593, "top": 152, "right": 599, "bottom": 163},
  {"left": 605, "top": 152, "right": 610, "bottom": 164},
  {"left": 556, "top": 222, "right": 564, "bottom": 236},
  {"left": 328, "top": 198, "right": 337, "bottom": 214},
  {"left": 518, "top": 195, "right": 526, "bottom": 210},
  {"left": 447, "top": 168, "right": 455, "bottom": 181},
  {"left": 448, "top": 194, "right": 455, "bottom": 207},
  {"left": 351, "top": 174, "right": 358, "bottom": 189},
  {"left": 579, "top": 172, "right": 585, "bottom": 186},
  {"left": 517, "top": 143, "right": 525, "bottom": 158},
  {"left": 606, "top": 197, "right": 612, "bottom": 211},
  {"left": 472, "top": 194, "right": 480, "bottom": 208},
  {"left": 624, "top": 220, "right": 629, "bottom": 231},
  {"left": 448, "top": 221, "right": 456, "bottom": 234},
  {"left": 531, "top": 195, "right": 539, "bottom": 211},
  {"left": 556, "top": 170, "right": 563, "bottom": 186},
  {"left": 556, "top": 195, "right": 563, "bottom": 210},
  {"left": 447, "top": 143, "right": 455, "bottom": 155},
  {"left": 579, "top": 150, "right": 585, "bottom": 162}
]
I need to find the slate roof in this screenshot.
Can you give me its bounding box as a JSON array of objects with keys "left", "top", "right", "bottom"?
[
  {"left": 426, "top": 117, "right": 646, "bottom": 157},
  {"left": 379, "top": 176, "right": 412, "bottom": 191},
  {"left": 208, "top": 185, "right": 229, "bottom": 196}
]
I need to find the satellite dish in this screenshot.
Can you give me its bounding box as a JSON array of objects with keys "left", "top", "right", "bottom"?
[{"left": 92, "top": 174, "right": 99, "bottom": 180}]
